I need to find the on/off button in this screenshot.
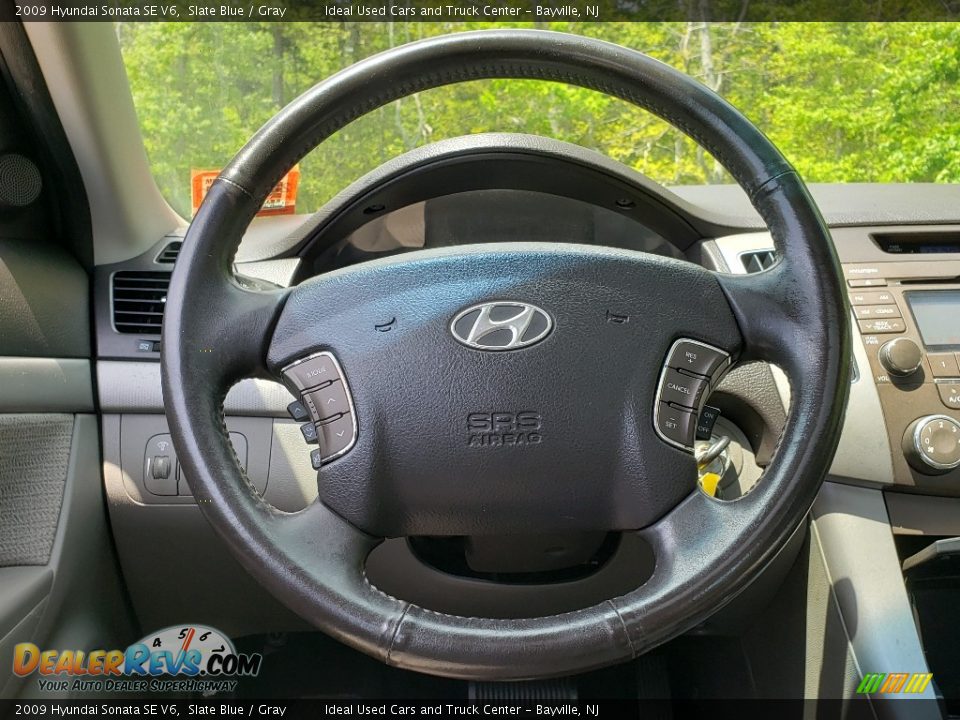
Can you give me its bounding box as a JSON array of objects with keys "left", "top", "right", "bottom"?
[{"left": 660, "top": 368, "right": 708, "bottom": 409}]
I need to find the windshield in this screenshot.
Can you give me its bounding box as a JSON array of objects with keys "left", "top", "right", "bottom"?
[{"left": 117, "top": 22, "right": 960, "bottom": 218}]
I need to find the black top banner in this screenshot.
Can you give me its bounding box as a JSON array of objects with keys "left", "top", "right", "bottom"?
[{"left": 4, "top": 0, "right": 960, "bottom": 21}]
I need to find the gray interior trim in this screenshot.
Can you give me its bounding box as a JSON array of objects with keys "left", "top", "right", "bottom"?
[
  {"left": 886, "top": 492, "right": 960, "bottom": 536},
  {"left": 0, "top": 567, "right": 52, "bottom": 642},
  {"left": 237, "top": 258, "right": 302, "bottom": 287},
  {"left": 97, "top": 361, "right": 293, "bottom": 415},
  {"left": 830, "top": 323, "right": 894, "bottom": 484},
  {"left": 675, "top": 183, "right": 960, "bottom": 230},
  {"left": 21, "top": 23, "right": 182, "bottom": 265},
  {"left": 0, "top": 358, "right": 93, "bottom": 412},
  {"left": 812, "top": 482, "right": 936, "bottom": 715}
]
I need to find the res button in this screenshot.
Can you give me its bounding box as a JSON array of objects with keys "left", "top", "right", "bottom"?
[{"left": 667, "top": 341, "right": 728, "bottom": 379}]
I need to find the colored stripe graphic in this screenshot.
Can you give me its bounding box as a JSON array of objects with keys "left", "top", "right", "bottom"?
[{"left": 857, "top": 672, "right": 933, "bottom": 694}]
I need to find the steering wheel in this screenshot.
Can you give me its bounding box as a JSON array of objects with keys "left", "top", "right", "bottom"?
[{"left": 162, "top": 30, "right": 850, "bottom": 679}]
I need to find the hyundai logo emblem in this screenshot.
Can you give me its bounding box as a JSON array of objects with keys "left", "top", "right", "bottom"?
[{"left": 450, "top": 302, "right": 553, "bottom": 351}]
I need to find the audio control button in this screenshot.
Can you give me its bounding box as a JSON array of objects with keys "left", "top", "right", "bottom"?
[
  {"left": 319, "top": 413, "right": 355, "bottom": 460},
  {"left": 859, "top": 318, "right": 905, "bottom": 334},
  {"left": 854, "top": 304, "right": 901, "bottom": 319},
  {"left": 849, "top": 289, "right": 895, "bottom": 305},
  {"left": 929, "top": 353, "right": 960, "bottom": 378},
  {"left": 282, "top": 354, "right": 339, "bottom": 393},
  {"left": 306, "top": 380, "right": 350, "bottom": 421}
]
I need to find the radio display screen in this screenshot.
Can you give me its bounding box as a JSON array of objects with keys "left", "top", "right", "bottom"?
[{"left": 907, "top": 291, "right": 960, "bottom": 348}]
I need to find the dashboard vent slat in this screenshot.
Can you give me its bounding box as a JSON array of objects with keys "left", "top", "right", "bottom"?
[
  {"left": 156, "top": 241, "right": 182, "bottom": 264},
  {"left": 740, "top": 250, "right": 777, "bottom": 274},
  {"left": 112, "top": 271, "right": 170, "bottom": 335}
]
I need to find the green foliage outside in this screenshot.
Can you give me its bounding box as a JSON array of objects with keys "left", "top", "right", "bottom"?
[{"left": 116, "top": 22, "right": 960, "bottom": 218}]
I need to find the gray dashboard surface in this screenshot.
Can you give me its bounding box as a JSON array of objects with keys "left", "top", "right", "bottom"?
[{"left": 673, "top": 183, "right": 960, "bottom": 230}]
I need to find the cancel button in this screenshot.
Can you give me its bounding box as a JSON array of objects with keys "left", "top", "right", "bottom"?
[{"left": 660, "top": 368, "right": 708, "bottom": 410}]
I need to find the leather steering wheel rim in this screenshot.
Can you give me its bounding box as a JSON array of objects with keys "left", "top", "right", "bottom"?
[{"left": 161, "top": 29, "right": 850, "bottom": 679}]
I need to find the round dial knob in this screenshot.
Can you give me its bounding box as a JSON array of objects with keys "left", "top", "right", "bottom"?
[
  {"left": 903, "top": 415, "right": 960, "bottom": 474},
  {"left": 879, "top": 338, "right": 923, "bottom": 377}
]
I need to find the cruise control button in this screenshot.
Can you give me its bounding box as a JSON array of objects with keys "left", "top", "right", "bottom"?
[
  {"left": 858, "top": 318, "right": 905, "bottom": 334},
  {"left": 655, "top": 403, "right": 696, "bottom": 449},
  {"left": 660, "top": 368, "right": 708, "bottom": 409},
  {"left": 937, "top": 383, "right": 960, "bottom": 409},
  {"left": 283, "top": 355, "right": 338, "bottom": 392},
  {"left": 306, "top": 380, "right": 350, "bottom": 421},
  {"left": 319, "top": 413, "right": 355, "bottom": 459},
  {"left": 849, "top": 289, "right": 895, "bottom": 305},
  {"left": 287, "top": 400, "right": 310, "bottom": 422},
  {"left": 929, "top": 353, "right": 960, "bottom": 378},
  {"left": 696, "top": 406, "right": 721, "bottom": 441},
  {"left": 300, "top": 422, "right": 319, "bottom": 444},
  {"left": 853, "top": 304, "right": 901, "bottom": 319},
  {"left": 668, "top": 341, "right": 727, "bottom": 378}
]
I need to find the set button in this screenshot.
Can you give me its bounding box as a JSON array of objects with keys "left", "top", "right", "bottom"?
[
  {"left": 282, "top": 352, "right": 358, "bottom": 466},
  {"left": 654, "top": 339, "right": 731, "bottom": 451}
]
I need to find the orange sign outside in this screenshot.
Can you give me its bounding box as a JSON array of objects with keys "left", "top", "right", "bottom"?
[{"left": 190, "top": 165, "right": 300, "bottom": 217}]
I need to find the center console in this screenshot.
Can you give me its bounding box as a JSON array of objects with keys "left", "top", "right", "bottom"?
[{"left": 845, "top": 254, "right": 960, "bottom": 495}]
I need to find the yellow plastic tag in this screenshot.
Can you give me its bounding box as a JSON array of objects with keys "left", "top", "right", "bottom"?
[{"left": 699, "top": 472, "right": 722, "bottom": 497}]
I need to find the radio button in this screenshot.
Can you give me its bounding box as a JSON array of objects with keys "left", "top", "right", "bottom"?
[
  {"left": 319, "top": 413, "right": 355, "bottom": 460},
  {"left": 854, "top": 304, "right": 901, "bottom": 319},
  {"left": 848, "top": 279, "right": 887, "bottom": 288},
  {"left": 282, "top": 354, "right": 338, "bottom": 393},
  {"left": 660, "top": 368, "right": 708, "bottom": 409},
  {"left": 305, "top": 380, "right": 350, "bottom": 421},
  {"left": 859, "top": 318, "right": 905, "bottom": 334},
  {"left": 937, "top": 383, "right": 960, "bottom": 410},
  {"left": 929, "top": 353, "right": 960, "bottom": 378},
  {"left": 849, "top": 290, "right": 895, "bottom": 305}
]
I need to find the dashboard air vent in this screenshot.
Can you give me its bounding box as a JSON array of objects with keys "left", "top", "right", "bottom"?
[
  {"left": 740, "top": 250, "right": 777, "bottom": 274},
  {"left": 156, "top": 241, "right": 182, "bottom": 264},
  {"left": 112, "top": 271, "right": 170, "bottom": 334}
]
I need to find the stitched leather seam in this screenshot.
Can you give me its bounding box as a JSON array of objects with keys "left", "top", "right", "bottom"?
[
  {"left": 217, "top": 175, "right": 255, "bottom": 200},
  {"left": 385, "top": 602, "right": 412, "bottom": 663},
  {"left": 606, "top": 599, "right": 638, "bottom": 658}
]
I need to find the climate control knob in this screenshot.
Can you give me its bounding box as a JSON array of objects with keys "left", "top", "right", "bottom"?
[
  {"left": 903, "top": 415, "right": 960, "bottom": 474},
  {"left": 879, "top": 338, "right": 923, "bottom": 377}
]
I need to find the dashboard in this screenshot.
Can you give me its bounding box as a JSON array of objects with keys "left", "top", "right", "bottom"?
[{"left": 90, "top": 135, "right": 960, "bottom": 633}]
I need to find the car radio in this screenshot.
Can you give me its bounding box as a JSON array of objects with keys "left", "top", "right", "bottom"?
[{"left": 845, "top": 258, "right": 960, "bottom": 494}]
